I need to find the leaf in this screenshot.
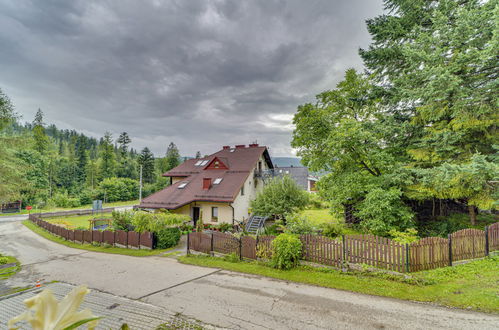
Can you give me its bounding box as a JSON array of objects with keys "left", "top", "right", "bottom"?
[{"left": 62, "top": 317, "right": 102, "bottom": 330}]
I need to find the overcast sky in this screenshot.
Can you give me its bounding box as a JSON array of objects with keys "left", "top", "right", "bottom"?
[{"left": 0, "top": 0, "right": 383, "bottom": 157}]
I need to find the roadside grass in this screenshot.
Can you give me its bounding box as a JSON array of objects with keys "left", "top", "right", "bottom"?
[
  {"left": 178, "top": 254, "right": 499, "bottom": 313},
  {"left": 300, "top": 208, "right": 362, "bottom": 235},
  {"left": 0, "top": 200, "right": 138, "bottom": 217},
  {"left": 0, "top": 254, "right": 20, "bottom": 280},
  {"left": 22, "top": 220, "right": 172, "bottom": 257},
  {"left": 44, "top": 212, "right": 113, "bottom": 230}
]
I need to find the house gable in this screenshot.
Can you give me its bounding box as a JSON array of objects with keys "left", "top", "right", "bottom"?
[{"left": 204, "top": 157, "right": 229, "bottom": 170}]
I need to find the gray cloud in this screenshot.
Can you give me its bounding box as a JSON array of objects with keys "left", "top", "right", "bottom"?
[{"left": 0, "top": 0, "right": 383, "bottom": 157}]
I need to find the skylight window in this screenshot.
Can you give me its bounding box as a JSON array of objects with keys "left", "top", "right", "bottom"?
[
  {"left": 200, "top": 160, "right": 209, "bottom": 166},
  {"left": 229, "top": 148, "right": 235, "bottom": 152},
  {"left": 194, "top": 160, "right": 203, "bottom": 166},
  {"left": 213, "top": 178, "right": 223, "bottom": 184},
  {"left": 178, "top": 182, "right": 188, "bottom": 189}
]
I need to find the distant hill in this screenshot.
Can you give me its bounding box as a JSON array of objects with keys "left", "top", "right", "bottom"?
[{"left": 272, "top": 157, "right": 303, "bottom": 167}]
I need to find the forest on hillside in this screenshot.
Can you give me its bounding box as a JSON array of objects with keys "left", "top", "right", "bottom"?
[{"left": 0, "top": 96, "right": 198, "bottom": 208}]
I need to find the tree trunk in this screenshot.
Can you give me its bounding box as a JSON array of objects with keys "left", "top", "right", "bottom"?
[{"left": 468, "top": 205, "right": 477, "bottom": 226}]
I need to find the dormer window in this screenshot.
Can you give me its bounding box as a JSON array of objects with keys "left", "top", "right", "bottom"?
[
  {"left": 178, "top": 182, "right": 188, "bottom": 189},
  {"left": 214, "top": 161, "right": 220, "bottom": 168}
]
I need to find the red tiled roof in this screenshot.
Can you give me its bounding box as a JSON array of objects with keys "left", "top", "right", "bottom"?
[{"left": 138, "top": 145, "right": 272, "bottom": 209}]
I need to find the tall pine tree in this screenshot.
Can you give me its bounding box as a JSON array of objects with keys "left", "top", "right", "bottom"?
[
  {"left": 138, "top": 147, "right": 155, "bottom": 183},
  {"left": 99, "top": 132, "right": 116, "bottom": 179},
  {"left": 165, "top": 142, "right": 181, "bottom": 171}
]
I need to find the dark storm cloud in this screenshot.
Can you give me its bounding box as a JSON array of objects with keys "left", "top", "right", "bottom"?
[{"left": 0, "top": 0, "right": 383, "bottom": 156}]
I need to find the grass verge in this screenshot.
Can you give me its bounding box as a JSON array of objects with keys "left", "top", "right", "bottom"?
[
  {"left": 179, "top": 254, "right": 499, "bottom": 313},
  {"left": 22, "top": 220, "right": 172, "bottom": 257},
  {"left": 0, "top": 255, "right": 21, "bottom": 280}
]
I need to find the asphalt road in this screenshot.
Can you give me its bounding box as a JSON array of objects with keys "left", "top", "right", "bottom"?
[{"left": 1, "top": 221, "right": 498, "bottom": 329}]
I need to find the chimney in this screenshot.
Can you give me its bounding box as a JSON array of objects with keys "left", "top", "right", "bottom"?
[
  {"left": 222, "top": 146, "right": 230, "bottom": 150},
  {"left": 249, "top": 143, "right": 259, "bottom": 148},
  {"left": 235, "top": 144, "right": 246, "bottom": 149},
  {"left": 203, "top": 178, "right": 211, "bottom": 190}
]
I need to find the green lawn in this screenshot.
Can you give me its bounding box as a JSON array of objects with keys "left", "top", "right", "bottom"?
[
  {"left": 22, "top": 220, "right": 172, "bottom": 257},
  {"left": 45, "top": 212, "right": 113, "bottom": 230},
  {"left": 300, "top": 208, "right": 362, "bottom": 235},
  {"left": 0, "top": 254, "right": 20, "bottom": 280},
  {"left": 179, "top": 254, "right": 499, "bottom": 313},
  {"left": 0, "top": 200, "right": 139, "bottom": 217}
]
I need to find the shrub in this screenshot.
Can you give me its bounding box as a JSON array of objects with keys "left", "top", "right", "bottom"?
[
  {"left": 355, "top": 188, "right": 414, "bottom": 236},
  {"left": 97, "top": 177, "right": 139, "bottom": 202},
  {"left": 307, "top": 193, "right": 329, "bottom": 209},
  {"left": 179, "top": 223, "right": 194, "bottom": 233},
  {"left": 271, "top": 233, "right": 302, "bottom": 270},
  {"left": 389, "top": 228, "right": 419, "bottom": 244},
  {"left": 131, "top": 211, "right": 188, "bottom": 233},
  {"left": 49, "top": 192, "right": 81, "bottom": 208},
  {"left": 321, "top": 222, "right": 345, "bottom": 238},
  {"left": 78, "top": 189, "right": 96, "bottom": 205},
  {"left": 256, "top": 223, "right": 280, "bottom": 236},
  {"left": 251, "top": 176, "right": 309, "bottom": 220},
  {"left": 155, "top": 227, "right": 181, "bottom": 249},
  {"left": 217, "top": 223, "right": 233, "bottom": 232},
  {"left": 284, "top": 214, "right": 317, "bottom": 234},
  {"left": 111, "top": 210, "right": 134, "bottom": 231}
]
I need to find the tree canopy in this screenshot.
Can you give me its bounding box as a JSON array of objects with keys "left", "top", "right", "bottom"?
[
  {"left": 293, "top": 0, "right": 498, "bottom": 232},
  {"left": 251, "top": 176, "right": 309, "bottom": 220}
]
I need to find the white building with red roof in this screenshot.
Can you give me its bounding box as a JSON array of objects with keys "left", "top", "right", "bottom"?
[{"left": 138, "top": 144, "right": 273, "bottom": 225}]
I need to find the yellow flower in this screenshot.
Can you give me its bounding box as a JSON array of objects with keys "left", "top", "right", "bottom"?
[{"left": 8, "top": 285, "right": 100, "bottom": 330}]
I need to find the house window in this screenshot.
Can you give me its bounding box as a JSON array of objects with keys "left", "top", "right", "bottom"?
[
  {"left": 214, "top": 161, "right": 219, "bottom": 168},
  {"left": 240, "top": 185, "right": 245, "bottom": 196},
  {"left": 211, "top": 207, "right": 218, "bottom": 221}
]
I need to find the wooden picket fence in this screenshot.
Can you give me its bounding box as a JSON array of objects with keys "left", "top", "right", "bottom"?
[
  {"left": 29, "top": 214, "right": 154, "bottom": 249},
  {"left": 188, "top": 222, "right": 499, "bottom": 273}
]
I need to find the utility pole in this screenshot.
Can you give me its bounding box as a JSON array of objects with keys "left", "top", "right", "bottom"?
[{"left": 139, "top": 165, "right": 143, "bottom": 203}]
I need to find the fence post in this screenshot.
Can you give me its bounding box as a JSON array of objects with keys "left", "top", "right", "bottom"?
[
  {"left": 342, "top": 235, "right": 346, "bottom": 264},
  {"left": 239, "top": 237, "right": 243, "bottom": 261},
  {"left": 405, "top": 244, "right": 410, "bottom": 273},
  {"left": 210, "top": 233, "right": 214, "bottom": 256},
  {"left": 448, "top": 234, "right": 452, "bottom": 267},
  {"left": 485, "top": 226, "right": 489, "bottom": 257},
  {"left": 187, "top": 231, "right": 190, "bottom": 255}
]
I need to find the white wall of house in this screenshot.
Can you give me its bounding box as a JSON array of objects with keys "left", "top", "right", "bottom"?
[
  {"left": 171, "top": 201, "right": 233, "bottom": 224},
  {"left": 170, "top": 153, "right": 271, "bottom": 224},
  {"left": 171, "top": 177, "right": 186, "bottom": 184},
  {"left": 232, "top": 154, "right": 269, "bottom": 223}
]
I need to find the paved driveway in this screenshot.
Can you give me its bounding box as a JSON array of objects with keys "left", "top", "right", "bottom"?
[{"left": 1, "top": 221, "right": 498, "bottom": 329}]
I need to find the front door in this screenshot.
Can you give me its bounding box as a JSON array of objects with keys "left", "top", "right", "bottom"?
[{"left": 192, "top": 207, "right": 200, "bottom": 226}]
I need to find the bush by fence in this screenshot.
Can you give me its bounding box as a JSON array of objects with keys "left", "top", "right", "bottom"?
[
  {"left": 29, "top": 214, "right": 154, "bottom": 249},
  {"left": 188, "top": 222, "right": 499, "bottom": 273}
]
